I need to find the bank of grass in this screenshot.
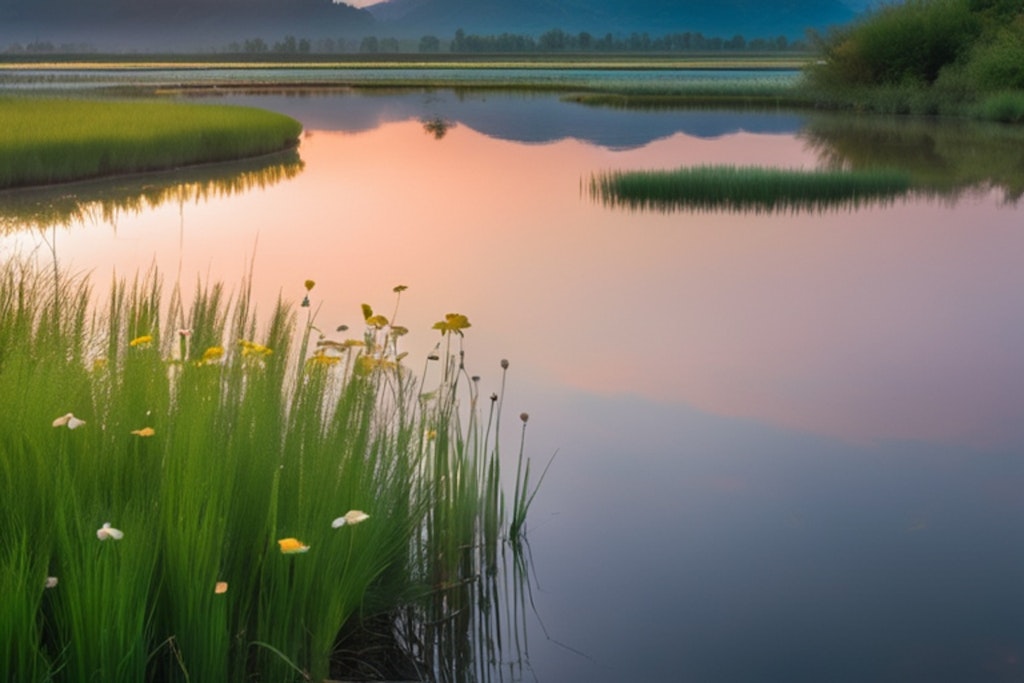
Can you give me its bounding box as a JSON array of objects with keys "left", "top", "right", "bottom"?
[
  {"left": 590, "top": 164, "right": 915, "bottom": 212},
  {"left": 0, "top": 96, "right": 302, "bottom": 190},
  {"left": 0, "top": 263, "right": 537, "bottom": 682}
]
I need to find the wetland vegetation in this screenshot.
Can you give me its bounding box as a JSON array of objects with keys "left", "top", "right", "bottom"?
[
  {"left": 0, "top": 261, "right": 540, "bottom": 682},
  {"left": 0, "top": 97, "right": 302, "bottom": 190},
  {"left": 589, "top": 165, "right": 915, "bottom": 212}
]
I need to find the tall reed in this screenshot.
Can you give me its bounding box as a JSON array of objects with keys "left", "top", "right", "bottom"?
[
  {"left": 0, "top": 260, "right": 543, "bottom": 682},
  {"left": 590, "top": 164, "right": 914, "bottom": 212}
]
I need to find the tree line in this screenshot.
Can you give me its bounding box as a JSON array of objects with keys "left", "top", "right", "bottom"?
[
  {"left": 450, "top": 28, "right": 808, "bottom": 53},
  {"left": 4, "top": 27, "right": 811, "bottom": 56}
]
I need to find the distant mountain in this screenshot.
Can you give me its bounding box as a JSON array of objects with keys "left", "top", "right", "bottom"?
[
  {"left": 364, "top": 0, "right": 857, "bottom": 40},
  {"left": 0, "top": 0, "right": 374, "bottom": 51},
  {"left": 0, "top": 0, "right": 859, "bottom": 51}
]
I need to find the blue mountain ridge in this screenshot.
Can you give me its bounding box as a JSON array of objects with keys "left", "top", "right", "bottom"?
[{"left": 0, "top": 0, "right": 865, "bottom": 49}]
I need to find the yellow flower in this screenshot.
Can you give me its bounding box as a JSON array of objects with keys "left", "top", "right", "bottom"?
[
  {"left": 358, "top": 356, "right": 398, "bottom": 372},
  {"left": 131, "top": 427, "right": 156, "bottom": 437},
  {"left": 97, "top": 522, "right": 124, "bottom": 541},
  {"left": 129, "top": 335, "right": 153, "bottom": 348},
  {"left": 306, "top": 351, "right": 341, "bottom": 368},
  {"left": 201, "top": 346, "right": 224, "bottom": 364},
  {"left": 331, "top": 510, "right": 370, "bottom": 528},
  {"left": 304, "top": 279, "right": 316, "bottom": 291},
  {"left": 432, "top": 313, "right": 471, "bottom": 336},
  {"left": 52, "top": 413, "right": 86, "bottom": 430},
  {"left": 214, "top": 581, "right": 229, "bottom": 594},
  {"left": 239, "top": 340, "right": 273, "bottom": 357},
  {"left": 360, "top": 303, "right": 389, "bottom": 328},
  {"left": 277, "top": 538, "right": 309, "bottom": 554}
]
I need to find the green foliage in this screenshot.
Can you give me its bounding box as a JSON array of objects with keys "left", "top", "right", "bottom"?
[
  {"left": 804, "top": 0, "right": 1024, "bottom": 111},
  {"left": 807, "top": 0, "right": 980, "bottom": 88},
  {"left": 962, "top": 19, "right": 1024, "bottom": 90},
  {"left": 0, "top": 97, "right": 302, "bottom": 190},
  {"left": 0, "top": 262, "right": 539, "bottom": 682},
  {"left": 972, "top": 91, "right": 1024, "bottom": 123}
]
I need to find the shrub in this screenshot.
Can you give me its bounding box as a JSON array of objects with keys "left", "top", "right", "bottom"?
[
  {"left": 962, "top": 20, "right": 1024, "bottom": 90},
  {"left": 973, "top": 91, "right": 1024, "bottom": 123},
  {"left": 807, "top": 0, "right": 981, "bottom": 89}
]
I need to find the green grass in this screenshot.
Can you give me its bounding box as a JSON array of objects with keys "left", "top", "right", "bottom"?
[
  {"left": 0, "top": 262, "right": 538, "bottom": 682},
  {"left": 590, "top": 164, "right": 915, "bottom": 212},
  {"left": 0, "top": 97, "right": 303, "bottom": 190}
]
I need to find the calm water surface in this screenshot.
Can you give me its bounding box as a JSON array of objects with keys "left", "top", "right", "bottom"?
[{"left": 2, "top": 88, "right": 1022, "bottom": 683}]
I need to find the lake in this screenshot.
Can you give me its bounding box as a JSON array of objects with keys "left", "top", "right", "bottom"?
[{"left": 2, "top": 82, "right": 1023, "bottom": 683}]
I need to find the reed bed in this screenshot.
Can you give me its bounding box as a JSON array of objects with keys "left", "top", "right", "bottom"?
[
  {"left": 0, "top": 97, "right": 303, "bottom": 190},
  {"left": 589, "top": 164, "right": 915, "bottom": 213},
  {"left": 0, "top": 262, "right": 542, "bottom": 682}
]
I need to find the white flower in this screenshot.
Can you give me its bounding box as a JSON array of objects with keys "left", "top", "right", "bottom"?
[
  {"left": 52, "top": 413, "right": 85, "bottom": 429},
  {"left": 44, "top": 576, "right": 59, "bottom": 589},
  {"left": 96, "top": 522, "right": 124, "bottom": 541},
  {"left": 331, "top": 510, "right": 370, "bottom": 528}
]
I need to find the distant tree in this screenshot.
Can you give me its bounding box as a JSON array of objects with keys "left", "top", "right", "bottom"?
[
  {"left": 452, "top": 28, "right": 466, "bottom": 52},
  {"left": 628, "top": 32, "right": 651, "bottom": 50},
  {"left": 26, "top": 40, "right": 54, "bottom": 52},
  {"left": 243, "top": 38, "right": 268, "bottom": 53},
  {"left": 360, "top": 36, "right": 379, "bottom": 53},
  {"left": 274, "top": 35, "right": 298, "bottom": 53},
  {"left": 298, "top": 38, "right": 311, "bottom": 53},
  {"left": 418, "top": 34, "right": 441, "bottom": 52},
  {"left": 538, "top": 28, "right": 567, "bottom": 51},
  {"left": 379, "top": 37, "right": 399, "bottom": 53},
  {"left": 577, "top": 31, "right": 592, "bottom": 50},
  {"left": 315, "top": 37, "right": 337, "bottom": 53},
  {"left": 725, "top": 34, "right": 746, "bottom": 50}
]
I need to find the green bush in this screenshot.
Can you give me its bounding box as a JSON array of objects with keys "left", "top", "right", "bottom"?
[
  {"left": 963, "top": 20, "right": 1024, "bottom": 90},
  {"left": 807, "top": 0, "right": 981, "bottom": 88},
  {"left": 973, "top": 91, "right": 1024, "bottom": 123}
]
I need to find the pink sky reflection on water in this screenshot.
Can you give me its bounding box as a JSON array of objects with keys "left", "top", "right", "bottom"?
[{"left": 4, "top": 119, "right": 1023, "bottom": 448}]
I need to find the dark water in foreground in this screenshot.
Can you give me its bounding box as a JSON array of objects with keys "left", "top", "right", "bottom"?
[{"left": 1, "top": 84, "right": 1022, "bottom": 682}]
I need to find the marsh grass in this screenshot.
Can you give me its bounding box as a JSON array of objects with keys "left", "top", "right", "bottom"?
[
  {"left": 590, "top": 164, "right": 915, "bottom": 212},
  {"left": 0, "top": 97, "right": 302, "bottom": 190},
  {"left": 0, "top": 260, "right": 541, "bottom": 682}
]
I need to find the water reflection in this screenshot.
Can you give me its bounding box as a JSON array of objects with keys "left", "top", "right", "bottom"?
[
  {"left": 1, "top": 89, "right": 1022, "bottom": 682},
  {"left": 800, "top": 113, "right": 1024, "bottom": 203},
  {"left": 0, "top": 149, "right": 302, "bottom": 232},
  {"left": 195, "top": 89, "right": 807, "bottom": 149},
  {"left": 589, "top": 112, "right": 1024, "bottom": 213}
]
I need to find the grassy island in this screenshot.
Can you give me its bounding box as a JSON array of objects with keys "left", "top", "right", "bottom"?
[{"left": 0, "top": 97, "right": 302, "bottom": 190}]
